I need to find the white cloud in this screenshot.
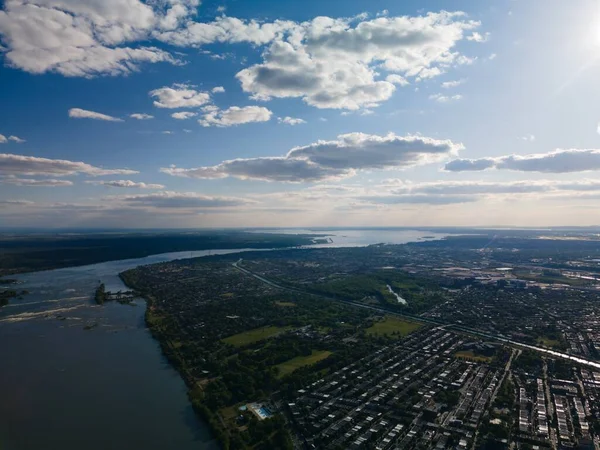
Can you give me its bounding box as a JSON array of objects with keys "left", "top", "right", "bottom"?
[
  {"left": 444, "top": 158, "right": 495, "bottom": 172},
  {"left": 171, "top": 111, "right": 198, "bottom": 120},
  {"left": 445, "top": 149, "right": 600, "bottom": 173},
  {"left": 150, "top": 84, "right": 211, "bottom": 108},
  {"left": 155, "top": 15, "right": 296, "bottom": 47},
  {"left": 0, "top": 0, "right": 185, "bottom": 77},
  {"left": 0, "top": 199, "right": 34, "bottom": 206},
  {"left": 429, "top": 93, "right": 462, "bottom": 103},
  {"left": 199, "top": 105, "right": 272, "bottom": 127},
  {"left": 386, "top": 75, "right": 409, "bottom": 86},
  {"left": 0, "top": 134, "right": 6, "bottom": 144},
  {"left": 467, "top": 31, "right": 490, "bottom": 42},
  {"left": 278, "top": 116, "right": 306, "bottom": 125},
  {"left": 488, "top": 53, "right": 497, "bottom": 60},
  {"left": 162, "top": 132, "right": 463, "bottom": 183},
  {"left": 1, "top": 6, "right": 482, "bottom": 113},
  {"left": 212, "top": 86, "right": 225, "bottom": 93},
  {"left": 386, "top": 180, "right": 596, "bottom": 195},
  {"left": 118, "top": 191, "right": 252, "bottom": 208},
  {"left": 361, "top": 194, "right": 477, "bottom": 205},
  {"left": 8, "top": 135, "right": 25, "bottom": 143},
  {"left": 130, "top": 113, "right": 154, "bottom": 120},
  {"left": 0, "top": 177, "right": 73, "bottom": 186},
  {"left": 359, "top": 179, "right": 600, "bottom": 206},
  {"left": 519, "top": 134, "right": 536, "bottom": 142},
  {"left": 235, "top": 12, "right": 480, "bottom": 110},
  {"left": 86, "top": 180, "right": 164, "bottom": 189},
  {"left": 348, "top": 178, "right": 600, "bottom": 207},
  {"left": 0, "top": 153, "right": 138, "bottom": 177},
  {"left": 441, "top": 78, "right": 466, "bottom": 88},
  {"left": 69, "top": 108, "right": 123, "bottom": 122},
  {"left": 287, "top": 133, "right": 462, "bottom": 169},
  {"left": 162, "top": 158, "right": 348, "bottom": 183}
]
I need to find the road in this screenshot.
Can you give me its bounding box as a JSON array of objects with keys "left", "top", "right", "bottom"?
[
  {"left": 543, "top": 361, "right": 558, "bottom": 449},
  {"left": 470, "top": 348, "right": 518, "bottom": 450},
  {"left": 232, "top": 260, "right": 600, "bottom": 371}
]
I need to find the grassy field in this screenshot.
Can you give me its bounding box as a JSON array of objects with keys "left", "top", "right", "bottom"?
[
  {"left": 222, "top": 326, "right": 291, "bottom": 347},
  {"left": 366, "top": 316, "right": 422, "bottom": 338},
  {"left": 537, "top": 337, "right": 562, "bottom": 348},
  {"left": 513, "top": 271, "right": 587, "bottom": 286},
  {"left": 276, "top": 350, "right": 332, "bottom": 377},
  {"left": 390, "top": 280, "right": 421, "bottom": 291},
  {"left": 454, "top": 350, "right": 493, "bottom": 363},
  {"left": 274, "top": 301, "right": 296, "bottom": 307}
]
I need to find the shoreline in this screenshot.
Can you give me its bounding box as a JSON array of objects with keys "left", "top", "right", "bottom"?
[
  {"left": 0, "top": 242, "right": 314, "bottom": 279},
  {"left": 119, "top": 272, "right": 225, "bottom": 448}
]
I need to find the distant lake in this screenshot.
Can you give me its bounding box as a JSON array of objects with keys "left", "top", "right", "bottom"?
[
  {"left": 250, "top": 228, "right": 451, "bottom": 247},
  {"left": 0, "top": 229, "right": 450, "bottom": 450}
]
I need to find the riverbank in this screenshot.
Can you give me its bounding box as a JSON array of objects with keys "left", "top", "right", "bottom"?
[
  {"left": 118, "top": 271, "right": 226, "bottom": 447},
  {"left": 0, "top": 231, "right": 320, "bottom": 277},
  {"left": 0, "top": 230, "right": 454, "bottom": 449},
  {"left": 0, "top": 252, "right": 226, "bottom": 450},
  {"left": 117, "top": 252, "right": 441, "bottom": 449}
]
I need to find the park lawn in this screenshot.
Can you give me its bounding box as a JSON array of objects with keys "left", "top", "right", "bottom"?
[
  {"left": 222, "top": 325, "right": 291, "bottom": 347},
  {"left": 275, "top": 301, "right": 296, "bottom": 307},
  {"left": 454, "top": 350, "right": 493, "bottom": 363},
  {"left": 537, "top": 336, "right": 561, "bottom": 348},
  {"left": 276, "top": 350, "right": 332, "bottom": 377},
  {"left": 390, "top": 280, "right": 420, "bottom": 291},
  {"left": 171, "top": 340, "right": 184, "bottom": 349},
  {"left": 377, "top": 286, "right": 399, "bottom": 305},
  {"left": 366, "top": 316, "right": 422, "bottom": 338},
  {"left": 146, "top": 308, "right": 166, "bottom": 326},
  {"left": 219, "top": 405, "right": 238, "bottom": 421},
  {"left": 513, "top": 271, "right": 587, "bottom": 286}
]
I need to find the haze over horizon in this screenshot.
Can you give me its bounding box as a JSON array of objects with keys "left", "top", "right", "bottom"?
[{"left": 2, "top": 0, "right": 600, "bottom": 228}]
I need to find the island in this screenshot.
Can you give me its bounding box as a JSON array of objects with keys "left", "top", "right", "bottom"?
[
  {"left": 95, "top": 283, "right": 138, "bottom": 305},
  {"left": 0, "top": 289, "right": 17, "bottom": 307},
  {"left": 0, "top": 286, "right": 28, "bottom": 307}
]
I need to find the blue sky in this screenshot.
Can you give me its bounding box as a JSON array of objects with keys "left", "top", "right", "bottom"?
[{"left": 2, "top": 0, "right": 600, "bottom": 228}]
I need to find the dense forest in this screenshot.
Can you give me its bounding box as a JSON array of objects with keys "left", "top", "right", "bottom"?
[{"left": 0, "top": 231, "right": 319, "bottom": 276}]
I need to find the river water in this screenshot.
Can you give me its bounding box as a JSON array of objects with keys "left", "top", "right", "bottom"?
[
  {"left": 0, "top": 249, "right": 255, "bottom": 450},
  {"left": 386, "top": 284, "right": 407, "bottom": 305},
  {"left": 251, "top": 228, "right": 450, "bottom": 248},
  {"left": 0, "top": 230, "right": 448, "bottom": 450}
]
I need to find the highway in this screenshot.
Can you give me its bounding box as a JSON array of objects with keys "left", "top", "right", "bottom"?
[{"left": 232, "top": 259, "right": 600, "bottom": 371}]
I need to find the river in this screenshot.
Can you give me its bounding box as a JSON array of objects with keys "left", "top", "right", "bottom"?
[
  {"left": 386, "top": 284, "right": 407, "bottom": 305},
  {"left": 251, "top": 228, "right": 451, "bottom": 248},
  {"left": 0, "top": 249, "right": 257, "bottom": 450},
  {"left": 0, "top": 230, "right": 449, "bottom": 450}
]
